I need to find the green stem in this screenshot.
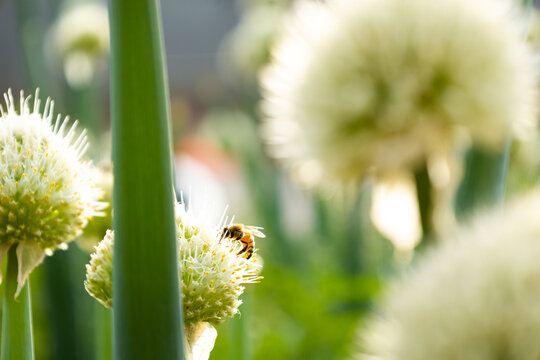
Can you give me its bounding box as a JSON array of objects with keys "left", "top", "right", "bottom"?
[
  {"left": 228, "top": 291, "right": 252, "bottom": 360},
  {"left": 1, "top": 247, "right": 35, "bottom": 360},
  {"left": 67, "top": 80, "right": 101, "bottom": 153},
  {"left": 455, "top": 140, "right": 510, "bottom": 221},
  {"left": 414, "top": 163, "right": 434, "bottom": 248},
  {"left": 94, "top": 303, "right": 112, "bottom": 360},
  {"left": 109, "top": 0, "right": 184, "bottom": 358},
  {"left": 344, "top": 193, "right": 363, "bottom": 274},
  {"left": 313, "top": 196, "right": 330, "bottom": 242},
  {"left": 42, "top": 252, "right": 79, "bottom": 360}
]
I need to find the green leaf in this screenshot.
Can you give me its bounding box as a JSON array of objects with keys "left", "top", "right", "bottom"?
[
  {"left": 109, "top": 0, "right": 184, "bottom": 359},
  {"left": 1, "top": 246, "right": 35, "bottom": 360}
]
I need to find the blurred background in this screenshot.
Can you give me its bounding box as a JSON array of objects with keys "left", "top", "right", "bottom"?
[{"left": 0, "top": 0, "right": 538, "bottom": 359}]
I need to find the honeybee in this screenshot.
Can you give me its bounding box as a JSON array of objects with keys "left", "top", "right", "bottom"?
[{"left": 221, "top": 224, "right": 265, "bottom": 259}]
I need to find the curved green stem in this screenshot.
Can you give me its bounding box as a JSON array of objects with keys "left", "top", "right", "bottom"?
[
  {"left": 1, "top": 246, "right": 34, "bottom": 360},
  {"left": 414, "top": 163, "right": 434, "bottom": 249}
]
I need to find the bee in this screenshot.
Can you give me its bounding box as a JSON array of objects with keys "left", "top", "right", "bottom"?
[{"left": 221, "top": 224, "right": 265, "bottom": 260}]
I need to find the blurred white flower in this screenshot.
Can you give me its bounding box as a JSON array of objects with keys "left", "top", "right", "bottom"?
[
  {"left": 260, "top": 0, "right": 537, "bottom": 190},
  {"left": 51, "top": 1, "right": 109, "bottom": 87},
  {"left": 357, "top": 188, "right": 540, "bottom": 360},
  {"left": 0, "top": 89, "right": 104, "bottom": 295},
  {"left": 222, "top": 4, "right": 287, "bottom": 81}
]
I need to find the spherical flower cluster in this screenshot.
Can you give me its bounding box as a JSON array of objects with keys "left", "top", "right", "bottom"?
[
  {"left": 260, "top": 0, "right": 537, "bottom": 189},
  {"left": 357, "top": 188, "right": 540, "bottom": 360},
  {"left": 0, "top": 89, "right": 104, "bottom": 295},
  {"left": 85, "top": 203, "right": 263, "bottom": 329},
  {"left": 51, "top": 2, "right": 109, "bottom": 87},
  {"left": 85, "top": 229, "right": 113, "bottom": 308},
  {"left": 78, "top": 161, "right": 112, "bottom": 252}
]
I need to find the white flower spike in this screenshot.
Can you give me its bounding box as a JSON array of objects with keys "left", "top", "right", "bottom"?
[{"left": 0, "top": 89, "right": 105, "bottom": 296}]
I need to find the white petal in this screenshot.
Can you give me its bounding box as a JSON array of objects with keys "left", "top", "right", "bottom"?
[{"left": 190, "top": 322, "right": 218, "bottom": 360}]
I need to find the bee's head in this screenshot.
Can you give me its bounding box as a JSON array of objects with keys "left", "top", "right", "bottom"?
[
  {"left": 222, "top": 224, "right": 244, "bottom": 240},
  {"left": 221, "top": 226, "right": 230, "bottom": 239}
]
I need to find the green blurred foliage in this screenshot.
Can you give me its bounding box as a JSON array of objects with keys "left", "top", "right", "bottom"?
[{"left": 201, "top": 108, "right": 395, "bottom": 359}]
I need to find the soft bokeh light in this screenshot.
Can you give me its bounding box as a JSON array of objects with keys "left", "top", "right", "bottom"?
[{"left": 370, "top": 175, "right": 422, "bottom": 252}]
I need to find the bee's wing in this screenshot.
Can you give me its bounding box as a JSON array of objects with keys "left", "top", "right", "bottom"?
[{"left": 245, "top": 226, "right": 266, "bottom": 238}]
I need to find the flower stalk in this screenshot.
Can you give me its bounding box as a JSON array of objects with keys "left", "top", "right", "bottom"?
[
  {"left": 108, "top": 0, "right": 184, "bottom": 358},
  {"left": 94, "top": 303, "right": 112, "bottom": 360},
  {"left": 414, "top": 163, "right": 434, "bottom": 248},
  {"left": 1, "top": 247, "right": 34, "bottom": 360}
]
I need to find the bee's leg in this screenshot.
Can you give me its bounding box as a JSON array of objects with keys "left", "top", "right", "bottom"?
[{"left": 237, "top": 240, "right": 249, "bottom": 256}]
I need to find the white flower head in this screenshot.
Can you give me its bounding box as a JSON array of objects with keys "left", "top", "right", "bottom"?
[
  {"left": 0, "top": 89, "right": 105, "bottom": 296},
  {"left": 85, "top": 229, "right": 113, "bottom": 308},
  {"left": 260, "top": 0, "right": 537, "bottom": 190},
  {"left": 78, "top": 160, "right": 112, "bottom": 252},
  {"left": 85, "top": 202, "right": 264, "bottom": 329},
  {"left": 51, "top": 1, "right": 109, "bottom": 87},
  {"left": 176, "top": 202, "right": 263, "bottom": 328},
  {"left": 357, "top": 188, "right": 540, "bottom": 360}
]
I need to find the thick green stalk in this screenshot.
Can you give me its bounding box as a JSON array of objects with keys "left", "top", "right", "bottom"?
[
  {"left": 109, "top": 0, "right": 184, "bottom": 359},
  {"left": 1, "top": 247, "right": 35, "bottom": 360},
  {"left": 94, "top": 303, "right": 112, "bottom": 360},
  {"left": 455, "top": 140, "right": 510, "bottom": 221}
]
